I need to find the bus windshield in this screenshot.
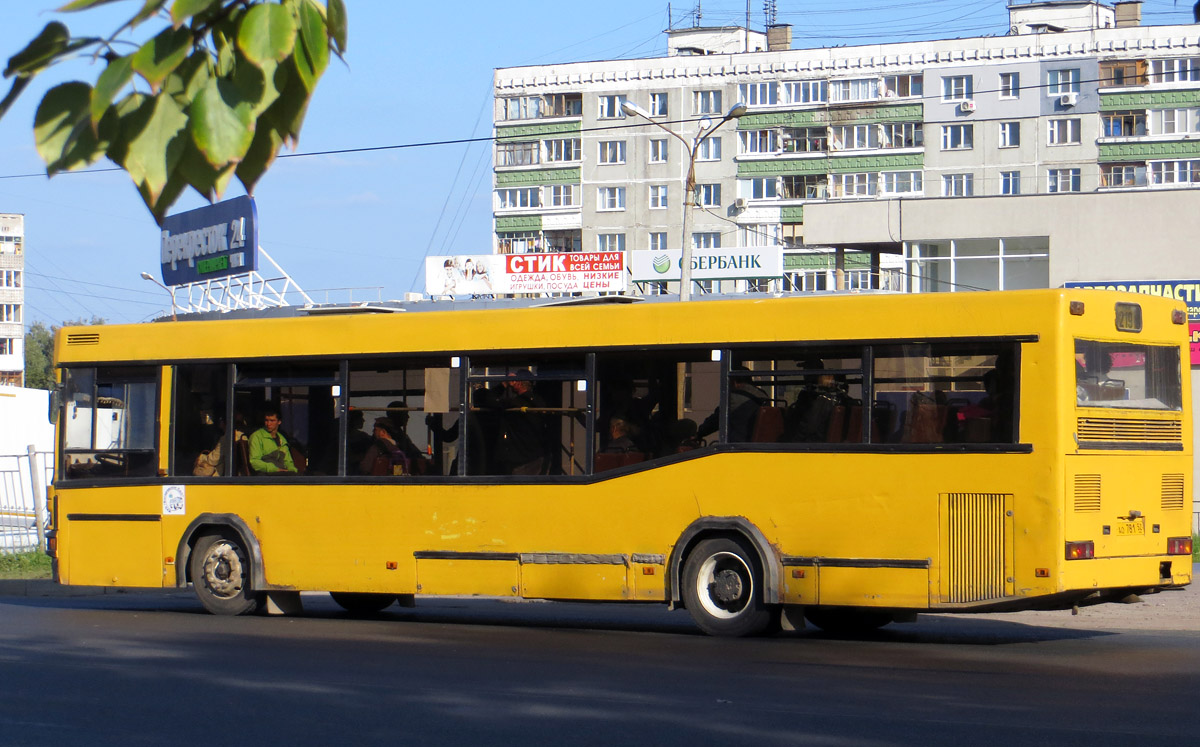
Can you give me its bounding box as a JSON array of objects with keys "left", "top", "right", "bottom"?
[{"left": 1075, "top": 339, "right": 1182, "bottom": 410}]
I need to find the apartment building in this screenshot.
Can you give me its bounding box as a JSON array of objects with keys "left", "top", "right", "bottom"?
[
  {"left": 0, "top": 213, "right": 23, "bottom": 387},
  {"left": 491, "top": 1, "right": 1200, "bottom": 296}
]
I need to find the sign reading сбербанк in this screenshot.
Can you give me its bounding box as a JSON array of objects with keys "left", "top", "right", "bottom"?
[
  {"left": 159, "top": 195, "right": 258, "bottom": 286},
  {"left": 630, "top": 247, "right": 783, "bottom": 282}
]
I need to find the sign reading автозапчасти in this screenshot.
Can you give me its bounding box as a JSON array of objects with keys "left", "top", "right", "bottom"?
[{"left": 159, "top": 196, "right": 258, "bottom": 286}]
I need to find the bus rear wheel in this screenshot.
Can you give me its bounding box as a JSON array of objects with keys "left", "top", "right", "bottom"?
[
  {"left": 330, "top": 592, "right": 398, "bottom": 614},
  {"left": 190, "top": 533, "right": 261, "bottom": 616},
  {"left": 682, "top": 537, "right": 772, "bottom": 637}
]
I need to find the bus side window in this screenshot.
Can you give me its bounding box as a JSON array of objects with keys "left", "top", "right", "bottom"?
[
  {"left": 234, "top": 363, "right": 340, "bottom": 477},
  {"left": 62, "top": 366, "right": 158, "bottom": 479},
  {"left": 172, "top": 364, "right": 229, "bottom": 477}
]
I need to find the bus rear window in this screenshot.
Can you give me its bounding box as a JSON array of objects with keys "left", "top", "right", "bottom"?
[{"left": 1075, "top": 339, "right": 1181, "bottom": 410}]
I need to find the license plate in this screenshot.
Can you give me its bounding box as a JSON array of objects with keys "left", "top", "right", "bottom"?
[{"left": 1114, "top": 518, "right": 1145, "bottom": 536}]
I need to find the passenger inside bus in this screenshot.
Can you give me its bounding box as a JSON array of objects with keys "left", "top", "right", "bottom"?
[
  {"left": 248, "top": 407, "right": 298, "bottom": 475},
  {"left": 360, "top": 417, "right": 410, "bottom": 476}
]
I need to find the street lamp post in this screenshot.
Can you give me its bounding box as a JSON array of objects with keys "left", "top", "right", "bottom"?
[
  {"left": 622, "top": 100, "right": 746, "bottom": 301},
  {"left": 140, "top": 271, "right": 179, "bottom": 321}
]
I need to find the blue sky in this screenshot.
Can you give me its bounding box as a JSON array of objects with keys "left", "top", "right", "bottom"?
[{"left": 1, "top": 0, "right": 1195, "bottom": 325}]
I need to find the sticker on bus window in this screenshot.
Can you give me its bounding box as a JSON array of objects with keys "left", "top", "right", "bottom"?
[{"left": 162, "top": 485, "right": 186, "bottom": 515}]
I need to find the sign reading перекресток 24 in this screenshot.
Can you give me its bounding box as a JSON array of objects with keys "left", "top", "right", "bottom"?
[{"left": 159, "top": 196, "right": 258, "bottom": 286}]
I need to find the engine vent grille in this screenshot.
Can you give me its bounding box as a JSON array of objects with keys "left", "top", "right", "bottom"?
[
  {"left": 1073, "top": 474, "right": 1101, "bottom": 512},
  {"left": 65, "top": 333, "right": 100, "bottom": 346},
  {"left": 1161, "top": 473, "right": 1185, "bottom": 511},
  {"left": 1077, "top": 417, "right": 1182, "bottom": 447},
  {"left": 942, "top": 493, "right": 1009, "bottom": 604}
]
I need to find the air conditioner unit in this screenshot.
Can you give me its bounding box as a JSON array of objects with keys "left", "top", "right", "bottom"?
[
  {"left": 1059, "top": 92, "right": 1078, "bottom": 107},
  {"left": 958, "top": 100, "right": 976, "bottom": 113},
  {"left": 733, "top": 197, "right": 747, "bottom": 210}
]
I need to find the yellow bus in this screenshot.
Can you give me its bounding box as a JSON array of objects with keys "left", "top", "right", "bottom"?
[{"left": 47, "top": 289, "right": 1193, "bottom": 636}]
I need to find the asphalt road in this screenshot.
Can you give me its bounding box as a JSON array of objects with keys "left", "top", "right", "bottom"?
[{"left": 0, "top": 590, "right": 1195, "bottom": 746}]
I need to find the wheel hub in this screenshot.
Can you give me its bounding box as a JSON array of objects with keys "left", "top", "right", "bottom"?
[
  {"left": 202, "top": 542, "right": 244, "bottom": 599},
  {"left": 710, "top": 569, "right": 744, "bottom": 604}
]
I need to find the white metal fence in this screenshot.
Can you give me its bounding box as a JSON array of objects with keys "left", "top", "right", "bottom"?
[{"left": 0, "top": 448, "right": 51, "bottom": 555}]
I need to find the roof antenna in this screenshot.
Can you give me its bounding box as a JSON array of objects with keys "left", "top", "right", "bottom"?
[{"left": 764, "top": 0, "right": 777, "bottom": 27}]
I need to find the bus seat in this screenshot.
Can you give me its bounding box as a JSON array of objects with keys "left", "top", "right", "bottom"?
[
  {"left": 235, "top": 438, "right": 251, "bottom": 476},
  {"left": 594, "top": 452, "right": 646, "bottom": 473},
  {"left": 824, "top": 405, "right": 847, "bottom": 442},
  {"left": 751, "top": 405, "right": 785, "bottom": 443}
]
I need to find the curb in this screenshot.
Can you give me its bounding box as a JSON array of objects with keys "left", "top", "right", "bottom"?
[{"left": 0, "top": 579, "right": 189, "bottom": 598}]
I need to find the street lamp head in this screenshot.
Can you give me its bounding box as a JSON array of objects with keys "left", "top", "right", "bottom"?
[
  {"left": 726, "top": 102, "right": 748, "bottom": 119},
  {"left": 621, "top": 100, "right": 651, "bottom": 119},
  {"left": 139, "top": 271, "right": 154, "bottom": 281}
]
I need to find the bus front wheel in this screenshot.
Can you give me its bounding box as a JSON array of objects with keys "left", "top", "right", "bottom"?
[
  {"left": 190, "top": 533, "right": 261, "bottom": 616},
  {"left": 681, "top": 537, "right": 772, "bottom": 637},
  {"left": 330, "top": 592, "right": 398, "bottom": 614}
]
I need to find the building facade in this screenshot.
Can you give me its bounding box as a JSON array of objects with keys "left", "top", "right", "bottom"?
[
  {"left": 491, "top": 0, "right": 1200, "bottom": 297},
  {"left": 0, "top": 214, "right": 23, "bottom": 387}
]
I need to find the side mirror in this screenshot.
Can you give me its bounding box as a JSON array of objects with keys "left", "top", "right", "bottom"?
[{"left": 47, "top": 384, "right": 62, "bottom": 424}]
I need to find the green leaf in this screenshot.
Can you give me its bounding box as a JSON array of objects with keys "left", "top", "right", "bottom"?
[
  {"left": 34, "top": 82, "right": 106, "bottom": 174},
  {"left": 235, "top": 118, "right": 283, "bottom": 195},
  {"left": 4, "top": 22, "right": 69, "bottom": 78},
  {"left": 0, "top": 77, "right": 31, "bottom": 121},
  {"left": 262, "top": 55, "right": 311, "bottom": 145},
  {"left": 131, "top": 25, "right": 192, "bottom": 91},
  {"left": 237, "top": 4, "right": 296, "bottom": 67},
  {"left": 179, "top": 139, "right": 236, "bottom": 201},
  {"left": 189, "top": 76, "right": 254, "bottom": 168},
  {"left": 170, "top": 0, "right": 220, "bottom": 27},
  {"left": 117, "top": 93, "right": 189, "bottom": 203},
  {"left": 327, "top": 0, "right": 347, "bottom": 55},
  {"left": 138, "top": 164, "right": 188, "bottom": 226},
  {"left": 90, "top": 54, "right": 133, "bottom": 127},
  {"left": 160, "top": 50, "right": 210, "bottom": 102},
  {"left": 298, "top": 0, "right": 330, "bottom": 78},
  {"left": 57, "top": 0, "right": 125, "bottom": 11},
  {"left": 231, "top": 53, "right": 281, "bottom": 118}
]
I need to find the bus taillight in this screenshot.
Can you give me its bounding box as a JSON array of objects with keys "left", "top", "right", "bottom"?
[
  {"left": 1167, "top": 537, "right": 1192, "bottom": 555},
  {"left": 1065, "top": 541, "right": 1094, "bottom": 560}
]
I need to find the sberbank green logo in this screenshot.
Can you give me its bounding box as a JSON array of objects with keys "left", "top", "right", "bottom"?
[{"left": 652, "top": 254, "right": 671, "bottom": 274}]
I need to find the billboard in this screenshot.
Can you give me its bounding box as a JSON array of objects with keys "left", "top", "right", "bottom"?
[
  {"left": 630, "top": 247, "right": 784, "bottom": 282},
  {"left": 1064, "top": 280, "right": 1200, "bottom": 364},
  {"left": 425, "top": 252, "right": 625, "bottom": 296},
  {"left": 159, "top": 195, "right": 258, "bottom": 286}
]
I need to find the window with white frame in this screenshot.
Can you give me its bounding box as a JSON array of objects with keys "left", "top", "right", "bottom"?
[
  {"left": 784, "top": 126, "right": 828, "bottom": 153},
  {"left": 697, "top": 183, "right": 721, "bottom": 207},
  {"left": 1047, "top": 118, "right": 1081, "bottom": 145},
  {"left": 834, "top": 172, "right": 877, "bottom": 198},
  {"left": 881, "top": 73, "right": 923, "bottom": 98},
  {"left": 649, "top": 92, "right": 669, "bottom": 116},
  {"left": 693, "top": 89, "right": 722, "bottom": 114},
  {"left": 1001, "top": 171, "right": 1021, "bottom": 195},
  {"left": 649, "top": 232, "right": 668, "bottom": 252},
  {"left": 830, "top": 123, "right": 880, "bottom": 150},
  {"left": 0, "top": 304, "right": 21, "bottom": 323},
  {"left": 497, "top": 95, "right": 542, "bottom": 121},
  {"left": 0, "top": 270, "right": 19, "bottom": 287},
  {"left": 597, "top": 95, "right": 626, "bottom": 119},
  {"left": 1048, "top": 168, "right": 1081, "bottom": 192},
  {"left": 0, "top": 338, "right": 11, "bottom": 355},
  {"left": 597, "top": 186, "right": 626, "bottom": 210},
  {"left": 738, "top": 223, "right": 780, "bottom": 246},
  {"left": 942, "top": 173, "right": 974, "bottom": 197},
  {"left": 998, "top": 121, "right": 1020, "bottom": 148},
  {"left": 881, "top": 122, "right": 922, "bottom": 148},
  {"left": 548, "top": 184, "right": 578, "bottom": 207},
  {"left": 741, "top": 177, "right": 778, "bottom": 200},
  {"left": 496, "top": 141, "right": 539, "bottom": 167},
  {"left": 829, "top": 78, "right": 878, "bottom": 102},
  {"left": 1149, "top": 58, "right": 1200, "bottom": 83},
  {"left": 696, "top": 136, "right": 722, "bottom": 161},
  {"left": 597, "top": 233, "right": 626, "bottom": 252},
  {"left": 1047, "top": 69, "right": 1081, "bottom": 94},
  {"left": 783, "top": 80, "right": 827, "bottom": 104},
  {"left": 692, "top": 232, "right": 721, "bottom": 249},
  {"left": 496, "top": 187, "right": 541, "bottom": 209},
  {"left": 649, "top": 185, "right": 669, "bottom": 209},
  {"left": 739, "top": 129, "right": 779, "bottom": 154},
  {"left": 1149, "top": 159, "right": 1200, "bottom": 185},
  {"left": 941, "top": 124, "right": 974, "bottom": 150},
  {"left": 1148, "top": 108, "right": 1200, "bottom": 135},
  {"left": 881, "top": 170, "right": 922, "bottom": 195},
  {"left": 545, "top": 138, "right": 581, "bottom": 162},
  {"left": 942, "top": 75, "right": 973, "bottom": 101},
  {"left": 497, "top": 231, "right": 539, "bottom": 254},
  {"left": 999, "top": 72, "right": 1020, "bottom": 99},
  {"left": 598, "top": 140, "right": 626, "bottom": 164},
  {"left": 649, "top": 138, "right": 668, "bottom": 163},
  {"left": 739, "top": 82, "right": 777, "bottom": 106},
  {"left": 905, "top": 238, "right": 1049, "bottom": 294}
]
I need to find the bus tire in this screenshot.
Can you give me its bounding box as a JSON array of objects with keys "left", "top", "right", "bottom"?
[
  {"left": 681, "top": 537, "right": 772, "bottom": 637},
  {"left": 804, "top": 607, "right": 892, "bottom": 634},
  {"left": 190, "top": 533, "right": 261, "bottom": 616},
  {"left": 330, "top": 592, "right": 398, "bottom": 614}
]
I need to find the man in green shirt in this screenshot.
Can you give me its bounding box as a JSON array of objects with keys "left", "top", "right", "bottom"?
[{"left": 248, "top": 408, "right": 297, "bottom": 474}]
